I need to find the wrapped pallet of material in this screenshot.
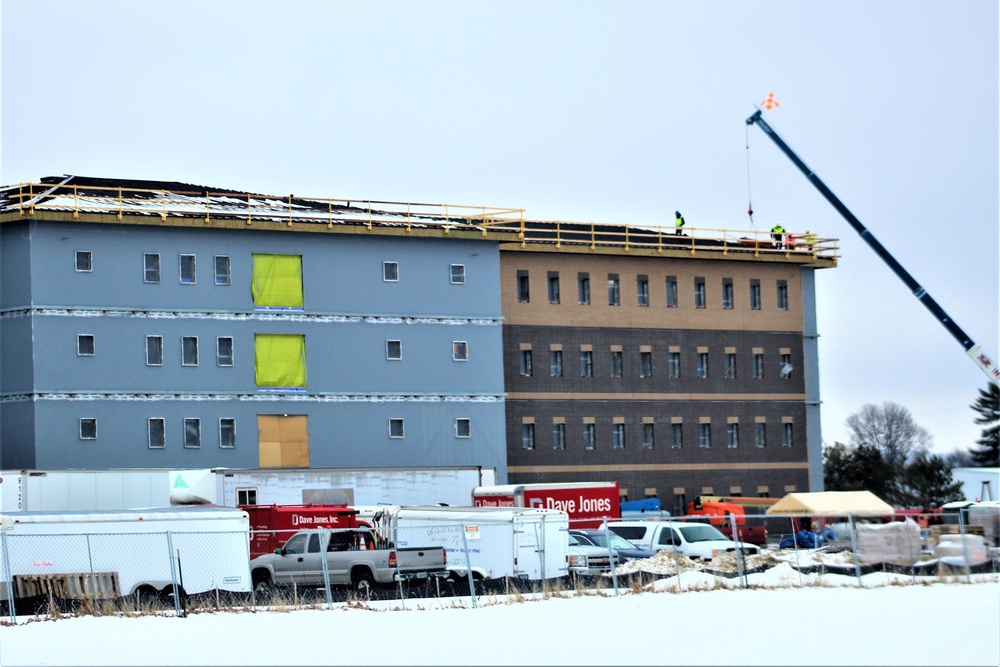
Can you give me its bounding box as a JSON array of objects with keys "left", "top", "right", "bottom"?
[
  {"left": 856, "top": 518, "right": 922, "bottom": 566},
  {"left": 968, "top": 502, "right": 1000, "bottom": 548}
]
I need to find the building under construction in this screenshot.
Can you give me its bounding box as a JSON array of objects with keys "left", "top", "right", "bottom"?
[{"left": 0, "top": 176, "right": 837, "bottom": 508}]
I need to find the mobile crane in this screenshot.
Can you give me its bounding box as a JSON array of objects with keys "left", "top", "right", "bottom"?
[{"left": 746, "top": 109, "right": 999, "bottom": 387}]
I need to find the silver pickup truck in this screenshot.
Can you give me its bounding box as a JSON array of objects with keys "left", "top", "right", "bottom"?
[{"left": 250, "top": 527, "right": 447, "bottom": 597}]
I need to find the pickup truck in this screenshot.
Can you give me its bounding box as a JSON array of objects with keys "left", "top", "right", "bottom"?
[
  {"left": 249, "top": 527, "right": 447, "bottom": 597},
  {"left": 606, "top": 520, "right": 761, "bottom": 560}
]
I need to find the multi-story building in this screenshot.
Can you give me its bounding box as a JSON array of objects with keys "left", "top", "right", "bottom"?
[
  {"left": 499, "top": 221, "right": 837, "bottom": 513},
  {"left": 0, "top": 176, "right": 515, "bottom": 479}
]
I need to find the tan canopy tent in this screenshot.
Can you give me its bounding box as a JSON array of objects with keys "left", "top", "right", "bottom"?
[{"left": 765, "top": 491, "right": 894, "bottom": 516}]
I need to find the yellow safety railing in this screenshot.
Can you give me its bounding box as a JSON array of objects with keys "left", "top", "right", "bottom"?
[{"left": 3, "top": 182, "right": 838, "bottom": 261}]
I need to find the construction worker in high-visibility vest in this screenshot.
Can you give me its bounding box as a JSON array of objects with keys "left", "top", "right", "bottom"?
[
  {"left": 674, "top": 211, "right": 686, "bottom": 236},
  {"left": 770, "top": 223, "right": 785, "bottom": 249},
  {"left": 805, "top": 230, "right": 817, "bottom": 252}
]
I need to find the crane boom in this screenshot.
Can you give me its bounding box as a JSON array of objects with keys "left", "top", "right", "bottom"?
[{"left": 746, "top": 109, "right": 999, "bottom": 386}]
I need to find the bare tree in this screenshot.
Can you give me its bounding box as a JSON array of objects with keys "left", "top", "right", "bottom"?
[{"left": 845, "top": 402, "right": 931, "bottom": 472}]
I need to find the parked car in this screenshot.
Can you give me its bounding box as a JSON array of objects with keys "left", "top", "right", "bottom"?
[
  {"left": 567, "top": 532, "right": 617, "bottom": 577},
  {"left": 568, "top": 529, "right": 659, "bottom": 563},
  {"left": 606, "top": 520, "right": 761, "bottom": 560}
]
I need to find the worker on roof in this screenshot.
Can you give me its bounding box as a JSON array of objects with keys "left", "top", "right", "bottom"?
[
  {"left": 805, "top": 230, "right": 817, "bottom": 252},
  {"left": 770, "top": 222, "right": 785, "bottom": 249},
  {"left": 674, "top": 211, "right": 685, "bottom": 236}
]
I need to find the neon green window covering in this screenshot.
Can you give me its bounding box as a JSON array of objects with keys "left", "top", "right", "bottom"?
[
  {"left": 252, "top": 254, "right": 304, "bottom": 308},
  {"left": 255, "top": 334, "right": 307, "bottom": 388}
]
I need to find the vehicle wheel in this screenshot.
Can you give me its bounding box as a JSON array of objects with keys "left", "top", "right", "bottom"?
[
  {"left": 351, "top": 568, "right": 376, "bottom": 598},
  {"left": 134, "top": 585, "right": 161, "bottom": 611},
  {"left": 252, "top": 573, "right": 273, "bottom": 603}
]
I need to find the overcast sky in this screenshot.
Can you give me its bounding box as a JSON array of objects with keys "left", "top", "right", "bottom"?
[{"left": 3, "top": 1, "right": 997, "bottom": 458}]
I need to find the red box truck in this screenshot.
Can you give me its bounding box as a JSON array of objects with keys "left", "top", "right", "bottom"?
[
  {"left": 472, "top": 482, "right": 620, "bottom": 529},
  {"left": 244, "top": 504, "right": 361, "bottom": 558}
]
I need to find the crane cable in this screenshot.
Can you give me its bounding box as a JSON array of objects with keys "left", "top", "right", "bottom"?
[{"left": 745, "top": 123, "right": 756, "bottom": 230}]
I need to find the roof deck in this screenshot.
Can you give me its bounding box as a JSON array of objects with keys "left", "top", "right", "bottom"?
[{"left": 1, "top": 177, "right": 837, "bottom": 266}]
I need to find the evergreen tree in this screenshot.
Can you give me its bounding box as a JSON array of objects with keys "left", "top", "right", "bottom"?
[
  {"left": 823, "top": 441, "right": 896, "bottom": 501},
  {"left": 969, "top": 384, "right": 999, "bottom": 467},
  {"left": 898, "top": 453, "right": 964, "bottom": 508}
]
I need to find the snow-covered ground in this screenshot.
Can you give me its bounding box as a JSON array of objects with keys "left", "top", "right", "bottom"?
[{"left": 1, "top": 569, "right": 997, "bottom": 666}]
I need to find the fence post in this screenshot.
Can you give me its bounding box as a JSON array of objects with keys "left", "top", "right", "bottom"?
[
  {"left": 1, "top": 532, "right": 15, "bottom": 622},
  {"left": 461, "top": 524, "right": 477, "bottom": 609},
  {"left": 166, "top": 531, "right": 181, "bottom": 617},
  {"left": 603, "top": 522, "right": 619, "bottom": 597},
  {"left": 85, "top": 534, "right": 98, "bottom": 611},
  {"left": 958, "top": 509, "right": 972, "bottom": 583},
  {"left": 728, "top": 513, "right": 747, "bottom": 588},
  {"left": 847, "top": 513, "right": 863, "bottom": 587},
  {"left": 318, "top": 528, "right": 333, "bottom": 609},
  {"left": 790, "top": 516, "right": 803, "bottom": 587}
]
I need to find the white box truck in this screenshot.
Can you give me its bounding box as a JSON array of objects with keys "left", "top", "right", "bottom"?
[
  {"left": 386, "top": 506, "right": 569, "bottom": 582},
  {"left": 0, "top": 506, "right": 251, "bottom": 610}
]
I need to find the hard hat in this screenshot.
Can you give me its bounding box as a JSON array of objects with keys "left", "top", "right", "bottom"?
[{"left": 675, "top": 211, "right": 681, "bottom": 216}]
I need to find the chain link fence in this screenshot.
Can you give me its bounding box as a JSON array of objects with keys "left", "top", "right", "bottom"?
[{"left": 3, "top": 509, "right": 997, "bottom": 620}]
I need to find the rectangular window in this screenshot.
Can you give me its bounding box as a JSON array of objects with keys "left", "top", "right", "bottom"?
[
  {"left": 640, "top": 351, "right": 652, "bottom": 378},
  {"left": 694, "top": 278, "right": 706, "bottom": 308},
  {"left": 146, "top": 336, "right": 163, "bottom": 366},
  {"left": 220, "top": 418, "right": 236, "bottom": 449},
  {"left": 642, "top": 423, "right": 654, "bottom": 449},
  {"left": 578, "top": 273, "right": 590, "bottom": 305},
  {"left": 79, "top": 418, "right": 97, "bottom": 440},
  {"left": 456, "top": 418, "right": 471, "bottom": 438},
  {"left": 180, "top": 254, "right": 196, "bottom": 284},
  {"left": 697, "top": 352, "right": 708, "bottom": 378},
  {"left": 252, "top": 254, "right": 304, "bottom": 308},
  {"left": 755, "top": 423, "right": 766, "bottom": 448},
  {"left": 517, "top": 272, "right": 530, "bottom": 303},
  {"left": 610, "top": 350, "right": 623, "bottom": 377},
  {"left": 548, "top": 273, "right": 560, "bottom": 304},
  {"left": 450, "top": 264, "right": 465, "bottom": 284},
  {"left": 389, "top": 418, "right": 405, "bottom": 438},
  {"left": 182, "top": 336, "right": 199, "bottom": 366},
  {"left": 783, "top": 423, "right": 794, "bottom": 447},
  {"left": 750, "top": 280, "right": 761, "bottom": 310},
  {"left": 75, "top": 251, "right": 92, "bottom": 272},
  {"left": 671, "top": 423, "right": 683, "bottom": 449},
  {"left": 77, "top": 334, "right": 95, "bottom": 356},
  {"left": 583, "top": 423, "right": 596, "bottom": 450},
  {"left": 254, "top": 333, "right": 307, "bottom": 388},
  {"left": 386, "top": 340, "right": 402, "bottom": 360},
  {"left": 777, "top": 281, "right": 788, "bottom": 310},
  {"left": 637, "top": 275, "right": 649, "bottom": 306},
  {"left": 217, "top": 337, "right": 234, "bottom": 366},
  {"left": 215, "top": 256, "right": 231, "bottom": 286},
  {"left": 237, "top": 488, "right": 258, "bottom": 505},
  {"left": 781, "top": 353, "right": 793, "bottom": 379},
  {"left": 550, "top": 350, "right": 563, "bottom": 377},
  {"left": 722, "top": 279, "right": 734, "bottom": 309},
  {"left": 699, "top": 423, "right": 711, "bottom": 448},
  {"left": 453, "top": 341, "right": 468, "bottom": 361},
  {"left": 552, "top": 423, "right": 566, "bottom": 450},
  {"left": 613, "top": 423, "right": 625, "bottom": 449},
  {"left": 148, "top": 418, "right": 165, "bottom": 448},
  {"left": 383, "top": 261, "right": 399, "bottom": 282},
  {"left": 666, "top": 276, "right": 678, "bottom": 308},
  {"left": 520, "top": 349, "right": 533, "bottom": 376},
  {"left": 752, "top": 353, "right": 764, "bottom": 379},
  {"left": 184, "top": 418, "right": 201, "bottom": 448},
  {"left": 580, "top": 351, "right": 593, "bottom": 377},
  {"left": 668, "top": 352, "right": 680, "bottom": 378},
  {"left": 144, "top": 253, "right": 160, "bottom": 283},
  {"left": 725, "top": 353, "right": 736, "bottom": 378},
  {"left": 727, "top": 423, "right": 739, "bottom": 448},
  {"left": 522, "top": 423, "right": 535, "bottom": 450},
  {"left": 607, "top": 274, "right": 620, "bottom": 306}
]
